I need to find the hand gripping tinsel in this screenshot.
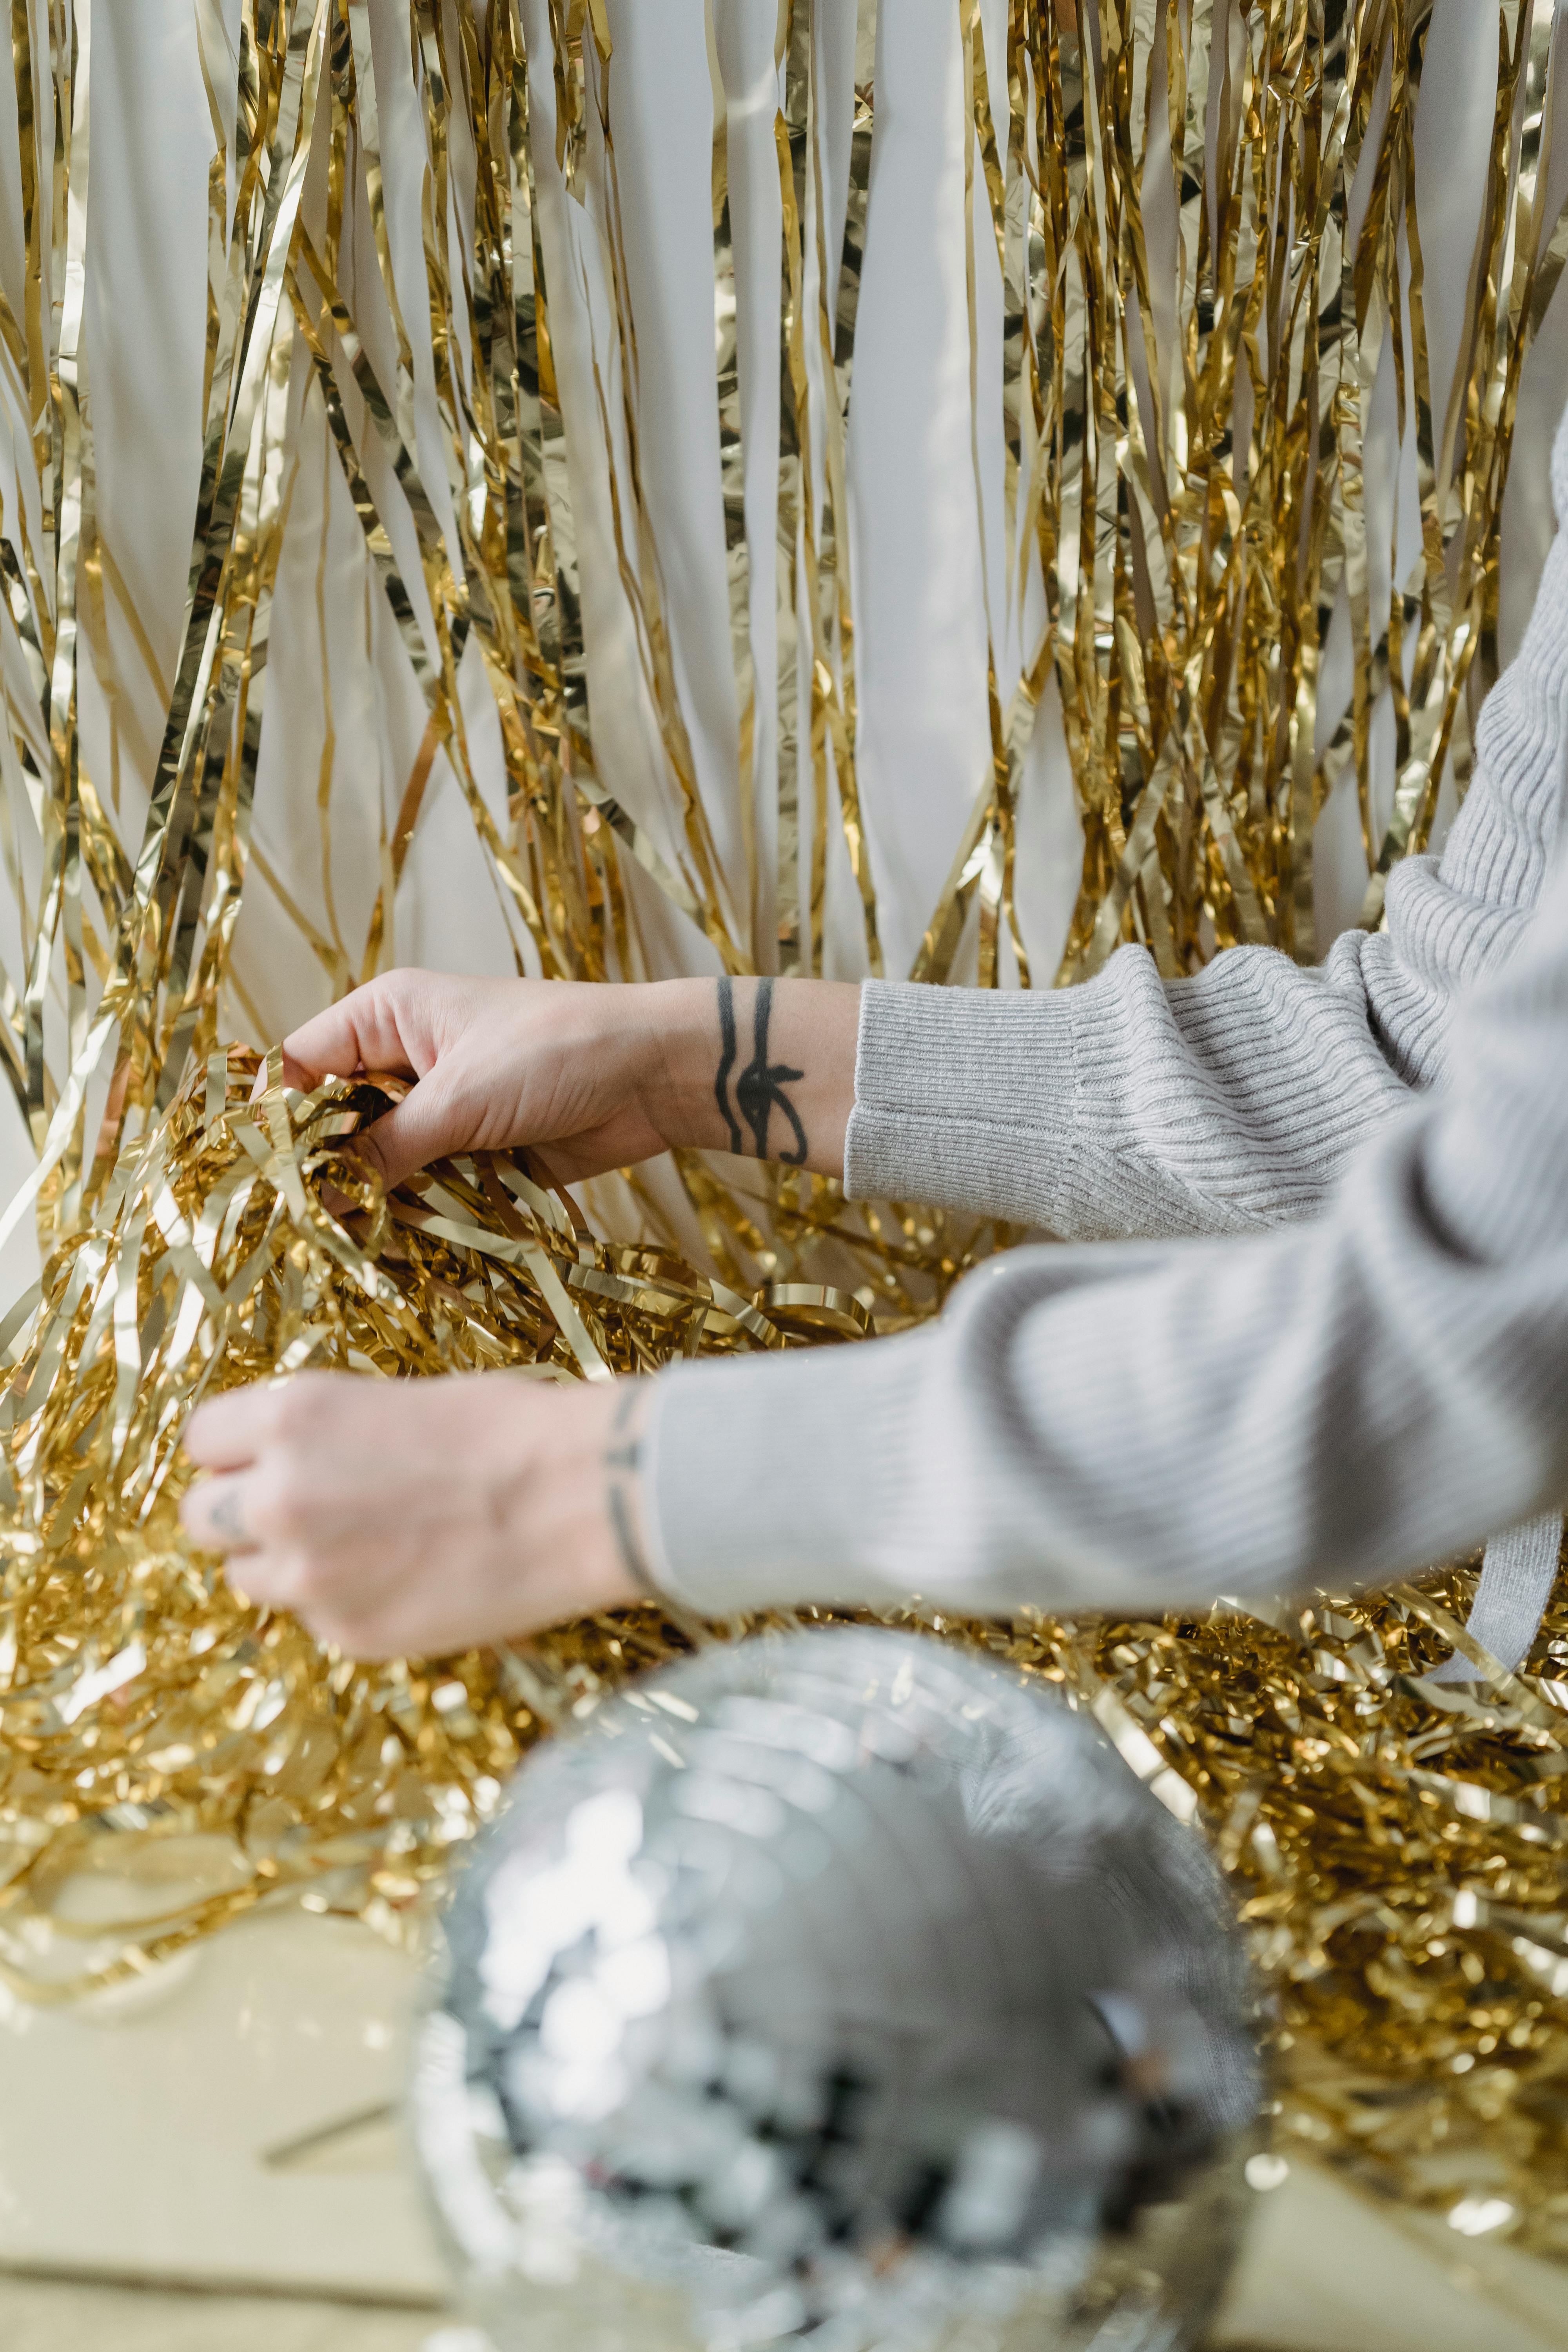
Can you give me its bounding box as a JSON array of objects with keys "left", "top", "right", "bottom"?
[
  {"left": 4, "top": 1058, "right": 1568, "bottom": 2267},
  {"left": 1, "top": 0, "right": 1568, "bottom": 2285}
]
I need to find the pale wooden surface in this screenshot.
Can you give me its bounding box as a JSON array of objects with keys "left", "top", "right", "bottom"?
[
  {"left": 0, "top": 1907, "right": 1563, "bottom": 2351},
  {"left": 0, "top": 2278, "right": 448, "bottom": 2352}
]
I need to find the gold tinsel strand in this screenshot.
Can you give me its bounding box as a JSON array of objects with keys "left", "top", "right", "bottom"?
[
  {"left": 0, "top": 0, "right": 1566, "bottom": 2266},
  {"left": 5, "top": 1070, "right": 1568, "bottom": 2259}
]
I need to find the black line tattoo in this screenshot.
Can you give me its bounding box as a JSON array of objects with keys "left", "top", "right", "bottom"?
[
  {"left": 714, "top": 977, "right": 809, "bottom": 1165},
  {"left": 605, "top": 1388, "right": 657, "bottom": 1596},
  {"left": 738, "top": 977, "right": 808, "bottom": 1164},
  {"left": 714, "top": 977, "right": 743, "bottom": 1156}
]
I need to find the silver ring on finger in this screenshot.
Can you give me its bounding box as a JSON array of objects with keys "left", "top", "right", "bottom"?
[{"left": 205, "top": 1479, "right": 254, "bottom": 1549}]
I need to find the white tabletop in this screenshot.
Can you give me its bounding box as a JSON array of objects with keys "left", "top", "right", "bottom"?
[{"left": 0, "top": 1907, "right": 1561, "bottom": 2352}]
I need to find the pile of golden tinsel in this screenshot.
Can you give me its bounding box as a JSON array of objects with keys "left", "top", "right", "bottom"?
[{"left": 2, "top": 1050, "right": 1567, "bottom": 2259}]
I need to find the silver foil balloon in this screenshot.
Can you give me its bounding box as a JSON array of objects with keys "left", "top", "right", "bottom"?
[{"left": 411, "top": 1629, "right": 1261, "bottom": 2352}]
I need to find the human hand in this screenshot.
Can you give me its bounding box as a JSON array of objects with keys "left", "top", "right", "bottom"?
[
  {"left": 178, "top": 1370, "right": 655, "bottom": 1658},
  {"left": 279, "top": 970, "right": 705, "bottom": 1191},
  {"left": 278, "top": 968, "right": 861, "bottom": 1190}
]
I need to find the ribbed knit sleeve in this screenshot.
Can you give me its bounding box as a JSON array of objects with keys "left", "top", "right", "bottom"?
[
  {"left": 644, "top": 806, "right": 1568, "bottom": 1621},
  {"left": 842, "top": 949, "right": 1411, "bottom": 1237},
  {"left": 843, "top": 407, "right": 1568, "bottom": 1241},
  {"left": 642, "top": 404, "right": 1568, "bottom": 1621}
]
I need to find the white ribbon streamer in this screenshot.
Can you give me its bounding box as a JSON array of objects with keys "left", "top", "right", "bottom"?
[{"left": 1432, "top": 1512, "right": 1565, "bottom": 1682}]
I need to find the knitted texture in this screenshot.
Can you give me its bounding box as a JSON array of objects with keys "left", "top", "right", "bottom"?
[
  {"left": 844, "top": 408, "right": 1568, "bottom": 1240},
  {"left": 644, "top": 405, "right": 1568, "bottom": 1621}
]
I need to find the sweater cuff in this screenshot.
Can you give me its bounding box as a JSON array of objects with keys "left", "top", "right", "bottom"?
[
  {"left": 640, "top": 1334, "right": 936, "bottom": 1618},
  {"left": 843, "top": 978, "right": 1082, "bottom": 1226}
]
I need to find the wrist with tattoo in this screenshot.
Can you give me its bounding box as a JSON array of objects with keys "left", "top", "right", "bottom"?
[{"left": 645, "top": 973, "right": 860, "bottom": 1178}]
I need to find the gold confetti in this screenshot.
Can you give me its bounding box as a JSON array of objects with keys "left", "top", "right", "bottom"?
[{"left": 5, "top": 1058, "right": 1568, "bottom": 2262}]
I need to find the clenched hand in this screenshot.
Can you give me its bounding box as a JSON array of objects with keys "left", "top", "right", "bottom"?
[
  {"left": 277, "top": 966, "right": 861, "bottom": 1190},
  {"left": 179, "top": 1370, "right": 654, "bottom": 1657}
]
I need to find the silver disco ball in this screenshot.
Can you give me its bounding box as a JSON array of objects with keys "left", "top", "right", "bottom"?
[{"left": 411, "top": 1628, "right": 1261, "bottom": 2352}]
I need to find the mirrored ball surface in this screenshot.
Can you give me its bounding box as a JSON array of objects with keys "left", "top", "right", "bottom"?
[{"left": 412, "top": 1628, "right": 1261, "bottom": 2352}]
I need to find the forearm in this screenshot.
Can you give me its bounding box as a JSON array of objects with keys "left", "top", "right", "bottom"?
[
  {"left": 654, "top": 953, "right": 1411, "bottom": 1240},
  {"left": 642, "top": 1114, "right": 1568, "bottom": 1627},
  {"left": 642, "top": 826, "right": 1568, "bottom": 1622}
]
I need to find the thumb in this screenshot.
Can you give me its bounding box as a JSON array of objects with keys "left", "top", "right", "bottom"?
[{"left": 354, "top": 1071, "right": 469, "bottom": 1189}]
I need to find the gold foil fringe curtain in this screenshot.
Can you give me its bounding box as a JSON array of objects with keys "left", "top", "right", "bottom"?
[
  {"left": 2, "top": 0, "right": 1568, "bottom": 2262},
  {"left": 4, "top": 0, "right": 1566, "bottom": 1247}
]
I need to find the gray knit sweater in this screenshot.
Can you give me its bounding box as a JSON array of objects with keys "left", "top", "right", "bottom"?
[{"left": 642, "top": 404, "right": 1568, "bottom": 1621}]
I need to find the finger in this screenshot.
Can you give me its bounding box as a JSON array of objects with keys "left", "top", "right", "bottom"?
[
  {"left": 281, "top": 976, "right": 433, "bottom": 1091},
  {"left": 222, "top": 1548, "right": 303, "bottom": 1612},
  {"left": 183, "top": 1383, "right": 289, "bottom": 1468},
  {"left": 294, "top": 1575, "right": 430, "bottom": 1661},
  {"left": 181, "top": 1469, "right": 263, "bottom": 1553},
  {"left": 231, "top": 1540, "right": 396, "bottom": 1652},
  {"left": 302, "top": 1609, "right": 401, "bottom": 1661},
  {"left": 356, "top": 1070, "right": 472, "bottom": 1188}
]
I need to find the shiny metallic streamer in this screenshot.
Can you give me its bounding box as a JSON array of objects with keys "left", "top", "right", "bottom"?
[
  {"left": 711, "top": 13, "right": 758, "bottom": 949},
  {"left": 0, "top": 1054, "right": 882, "bottom": 1990},
  {"left": 0, "top": 0, "right": 323, "bottom": 1274},
  {"left": 914, "top": 0, "right": 1568, "bottom": 990},
  {"left": 4, "top": 1073, "right": 1568, "bottom": 2261},
  {"left": 805, "top": 0, "right": 881, "bottom": 980},
  {"left": 0, "top": 0, "right": 1566, "bottom": 2272},
  {"left": 773, "top": 0, "right": 808, "bottom": 977},
  {"left": 775, "top": 0, "right": 880, "bottom": 980}
]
